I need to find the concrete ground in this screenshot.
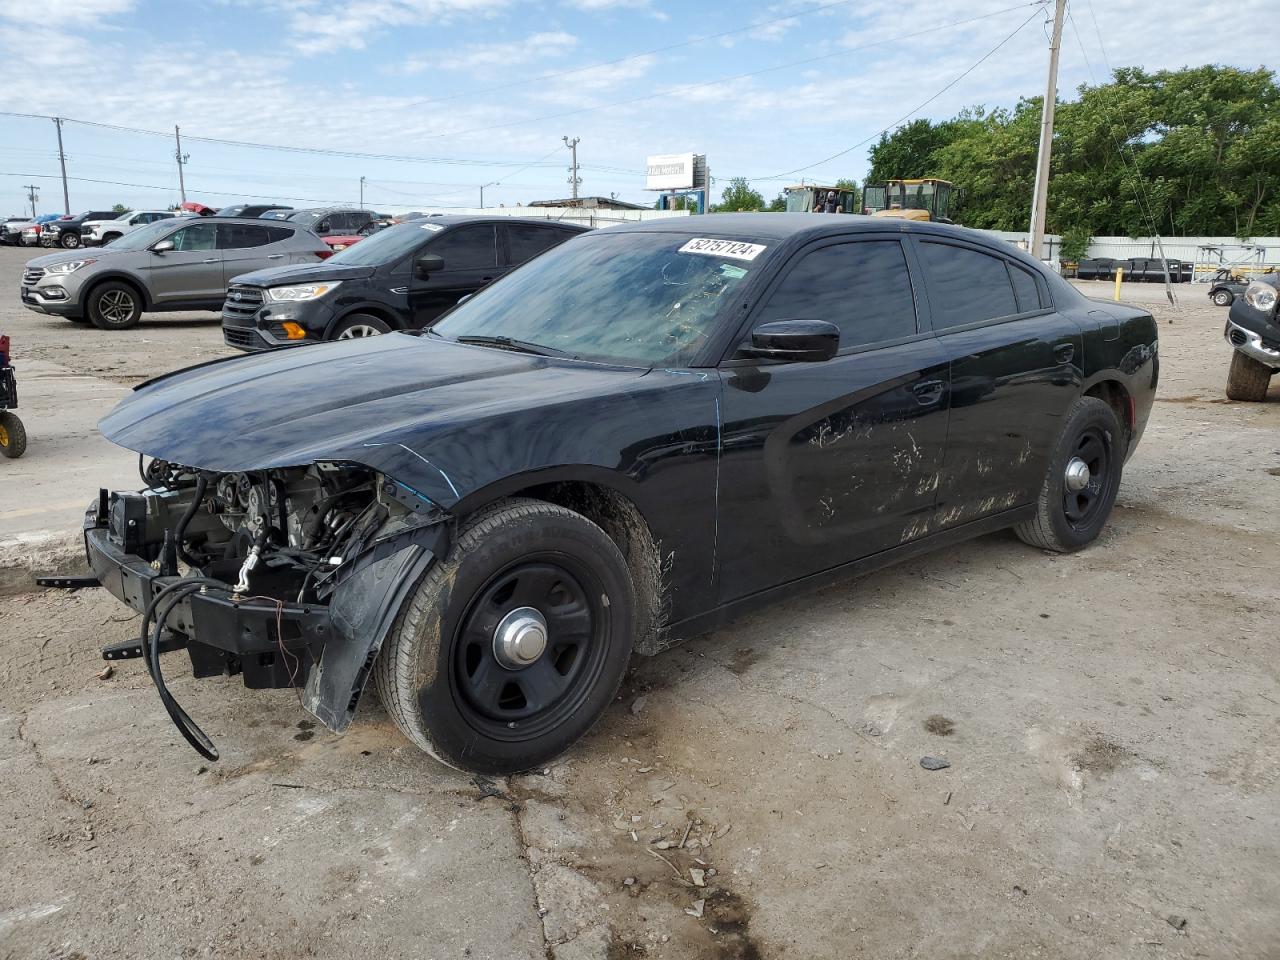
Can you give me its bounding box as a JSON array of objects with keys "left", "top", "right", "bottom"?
[{"left": 1, "top": 246, "right": 1278, "bottom": 960}]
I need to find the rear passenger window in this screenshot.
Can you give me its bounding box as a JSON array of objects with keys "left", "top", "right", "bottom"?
[
  {"left": 430, "top": 225, "right": 497, "bottom": 271},
  {"left": 265, "top": 226, "right": 293, "bottom": 244},
  {"left": 507, "top": 225, "right": 566, "bottom": 265},
  {"left": 1009, "top": 263, "right": 1042, "bottom": 312},
  {"left": 755, "top": 240, "right": 917, "bottom": 349},
  {"left": 919, "top": 242, "right": 1019, "bottom": 328},
  {"left": 219, "top": 224, "right": 271, "bottom": 249}
]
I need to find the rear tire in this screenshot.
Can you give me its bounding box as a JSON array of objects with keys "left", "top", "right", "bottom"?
[
  {"left": 332, "top": 314, "right": 391, "bottom": 340},
  {"left": 0, "top": 412, "right": 27, "bottom": 459},
  {"left": 88, "top": 281, "right": 143, "bottom": 330},
  {"left": 1015, "top": 396, "right": 1125, "bottom": 553},
  {"left": 374, "top": 498, "right": 635, "bottom": 774},
  {"left": 1225, "top": 351, "right": 1272, "bottom": 402}
]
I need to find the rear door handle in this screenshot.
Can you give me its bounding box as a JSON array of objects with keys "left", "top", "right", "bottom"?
[
  {"left": 266, "top": 254, "right": 284, "bottom": 259},
  {"left": 202, "top": 258, "right": 219, "bottom": 264},
  {"left": 1054, "top": 342, "right": 1075, "bottom": 364},
  {"left": 911, "top": 379, "right": 945, "bottom": 405}
]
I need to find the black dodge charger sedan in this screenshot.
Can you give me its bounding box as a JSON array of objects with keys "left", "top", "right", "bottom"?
[
  {"left": 75, "top": 214, "right": 1158, "bottom": 773},
  {"left": 221, "top": 215, "right": 587, "bottom": 349}
]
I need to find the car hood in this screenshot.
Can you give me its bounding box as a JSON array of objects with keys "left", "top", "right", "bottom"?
[
  {"left": 26, "top": 247, "right": 132, "bottom": 269},
  {"left": 231, "top": 261, "right": 377, "bottom": 286},
  {"left": 98, "top": 333, "right": 645, "bottom": 486}
]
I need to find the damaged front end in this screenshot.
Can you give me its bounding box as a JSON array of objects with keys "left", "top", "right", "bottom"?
[{"left": 82, "top": 458, "right": 449, "bottom": 758}]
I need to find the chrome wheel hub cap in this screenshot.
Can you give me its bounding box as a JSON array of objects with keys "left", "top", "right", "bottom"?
[
  {"left": 493, "top": 606, "right": 548, "bottom": 669},
  {"left": 1064, "top": 456, "right": 1091, "bottom": 493}
]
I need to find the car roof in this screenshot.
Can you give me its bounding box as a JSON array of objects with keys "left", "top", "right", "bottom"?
[
  {"left": 399, "top": 214, "right": 588, "bottom": 230},
  {"left": 606, "top": 212, "right": 1047, "bottom": 268}
]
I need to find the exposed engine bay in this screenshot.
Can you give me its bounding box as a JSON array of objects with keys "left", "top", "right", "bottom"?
[{"left": 84, "top": 457, "right": 449, "bottom": 760}]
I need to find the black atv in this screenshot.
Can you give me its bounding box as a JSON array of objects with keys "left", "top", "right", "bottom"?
[{"left": 0, "top": 335, "right": 28, "bottom": 458}]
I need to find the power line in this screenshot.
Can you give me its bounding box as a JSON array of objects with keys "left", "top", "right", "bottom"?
[
  {"left": 0, "top": 171, "right": 353, "bottom": 206},
  {"left": 0, "top": 3, "right": 1039, "bottom": 169},
  {"left": 751, "top": 4, "right": 1047, "bottom": 181}
]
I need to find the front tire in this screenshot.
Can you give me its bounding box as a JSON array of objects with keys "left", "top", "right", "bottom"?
[
  {"left": 1015, "top": 396, "right": 1125, "bottom": 553},
  {"left": 0, "top": 412, "right": 27, "bottom": 459},
  {"left": 1225, "top": 351, "right": 1272, "bottom": 402},
  {"left": 374, "top": 498, "right": 636, "bottom": 774},
  {"left": 88, "top": 281, "right": 143, "bottom": 330},
  {"left": 61, "top": 232, "right": 81, "bottom": 249},
  {"left": 332, "top": 313, "right": 391, "bottom": 340}
]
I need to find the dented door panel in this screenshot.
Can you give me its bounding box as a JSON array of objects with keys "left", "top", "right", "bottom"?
[
  {"left": 715, "top": 338, "right": 950, "bottom": 604},
  {"left": 931, "top": 314, "right": 1084, "bottom": 528}
]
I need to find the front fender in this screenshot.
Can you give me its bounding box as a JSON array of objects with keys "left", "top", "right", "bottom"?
[{"left": 302, "top": 517, "right": 449, "bottom": 732}]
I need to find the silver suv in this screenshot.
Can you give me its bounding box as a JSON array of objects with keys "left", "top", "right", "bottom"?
[{"left": 20, "top": 217, "right": 331, "bottom": 330}]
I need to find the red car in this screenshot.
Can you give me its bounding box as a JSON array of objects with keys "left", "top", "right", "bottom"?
[{"left": 320, "top": 219, "right": 388, "bottom": 254}]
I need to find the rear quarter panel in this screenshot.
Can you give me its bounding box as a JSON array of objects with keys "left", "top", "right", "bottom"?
[{"left": 1077, "top": 299, "right": 1159, "bottom": 455}]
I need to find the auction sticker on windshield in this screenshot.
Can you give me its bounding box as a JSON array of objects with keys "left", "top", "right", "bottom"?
[{"left": 678, "top": 238, "right": 767, "bottom": 261}]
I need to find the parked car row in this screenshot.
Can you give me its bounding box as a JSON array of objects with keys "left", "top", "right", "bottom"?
[
  {"left": 20, "top": 216, "right": 332, "bottom": 330},
  {"left": 1, "top": 213, "right": 66, "bottom": 247}
]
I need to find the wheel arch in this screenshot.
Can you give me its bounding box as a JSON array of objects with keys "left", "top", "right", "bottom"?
[
  {"left": 1082, "top": 377, "right": 1133, "bottom": 441},
  {"left": 454, "top": 472, "right": 668, "bottom": 656},
  {"left": 79, "top": 271, "right": 153, "bottom": 314},
  {"left": 324, "top": 304, "right": 405, "bottom": 339}
]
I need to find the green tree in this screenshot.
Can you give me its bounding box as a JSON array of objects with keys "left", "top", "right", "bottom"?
[
  {"left": 863, "top": 66, "right": 1280, "bottom": 239},
  {"left": 112, "top": 203, "right": 130, "bottom": 214},
  {"left": 767, "top": 192, "right": 787, "bottom": 212},
  {"left": 715, "top": 177, "right": 765, "bottom": 212}
]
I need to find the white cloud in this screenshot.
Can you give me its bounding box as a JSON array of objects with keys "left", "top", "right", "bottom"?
[
  {"left": 272, "top": 0, "right": 511, "bottom": 54},
  {"left": 0, "top": 0, "right": 135, "bottom": 27},
  {"left": 561, "top": 0, "right": 667, "bottom": 20},
  {"left": 405, "top": 30, "right": 579, "bottom": 73}
]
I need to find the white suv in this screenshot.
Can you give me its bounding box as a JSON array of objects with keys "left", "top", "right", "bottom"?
[{"left": 82, "top": 210, "right": 179, "bottom": 247}]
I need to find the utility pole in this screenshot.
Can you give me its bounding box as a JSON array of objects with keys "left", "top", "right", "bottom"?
[
  {"left": 480, "top": 181, "right": 499, "bottom": 209},
  {"left": 22, "top": 184, "right": 39, "bottom": 218},
  {"left": 1027, "top": 0, "right": 1066, "bottom": 261},
  {"left": 53, "top": 117, "right": 70, "bottom": 213},
  {"left": 359, "top": 176, "right": 366, "bottom": 208},
  {"left": 562, "top": 136, "right": 581, "bottom": 200},
  {"left": 174, "top": 125, "right": 189, "bottom": 203}
]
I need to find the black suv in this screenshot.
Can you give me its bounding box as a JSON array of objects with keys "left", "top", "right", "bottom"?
[
  {"left": 222, "top": 216, "right": 587, "bottom": 350},
  {"left": 261, "top": 207, "right": 377, "bottom": 238},
  {"left": 39, "top": 211, "right": 119, "bottom": 249}
]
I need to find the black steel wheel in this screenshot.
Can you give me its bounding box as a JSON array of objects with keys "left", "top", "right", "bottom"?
[
  {"left": 1015, "top": 396, "right": 1125, "bottom": 552},
  {"left": 1061, "top": 428, "right": 1110, "bottom": 527},
  {"left": 375, "top": 498, "right": 635, "bottom": 774},
  {"left": 453, "top": 558, "right": 607, "bottom": 739}
]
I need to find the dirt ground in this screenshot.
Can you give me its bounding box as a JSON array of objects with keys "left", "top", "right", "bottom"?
[{"left": 1, "top": 246, "right": 1279, "bottom": 960}]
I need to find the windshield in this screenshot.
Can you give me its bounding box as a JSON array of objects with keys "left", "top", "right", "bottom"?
[
  {"left": 288, "top": 210, "right": 323, "bottom": 227},
  {"left": 432, "top": 231, "right": 764, "bottom": 367},
  {"left": 326, "top": 221, "right": 428, "bottom": 265},
  {"left": 103, "top": 220, "right": 178, "bottom": 252}
]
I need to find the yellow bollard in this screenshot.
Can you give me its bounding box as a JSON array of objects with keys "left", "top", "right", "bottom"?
[{"left": 1113, "top": 267, "right": 1123, "bottom": 301}]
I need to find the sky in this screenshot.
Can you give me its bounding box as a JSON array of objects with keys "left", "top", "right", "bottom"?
[{"left": 0, "top": 0, "right": 1274, "bottom": 217}]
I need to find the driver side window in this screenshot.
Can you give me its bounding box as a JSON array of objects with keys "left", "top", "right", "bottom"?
[{"left": 168, "top": 223, "right": 218, "bottom": 252}]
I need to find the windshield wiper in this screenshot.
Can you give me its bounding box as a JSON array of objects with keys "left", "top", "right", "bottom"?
[{"left": 453, "top": 335, "right": 575, "bottom": 359}]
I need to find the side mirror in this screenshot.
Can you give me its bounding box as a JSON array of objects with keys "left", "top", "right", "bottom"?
[
  {"left": 414, "top": 254, "right": 444, "bottom": 280},
  {"left": 151, "top": 238, "right": 175, "bottom": 254},
  {"left": 739, "top": 319, "right": 839, "bottom": 362}
]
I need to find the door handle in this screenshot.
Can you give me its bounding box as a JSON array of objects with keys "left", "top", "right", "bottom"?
[
  {"left": 266, "top": 254, "right": 284, "bottom": 259},
  {"left": 911, "top": 380, "right": 945, "bottom": 405},
  {"left": 202, "top": 258, "right": 219, "bottom": 264},
  {"left": 1054, "top": 342, "right": 1075, "bottom": 364}
]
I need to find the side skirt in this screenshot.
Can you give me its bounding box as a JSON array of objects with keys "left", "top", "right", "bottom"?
[{"left": 661, "top": 505, "right": 1035, "bottom": 645}]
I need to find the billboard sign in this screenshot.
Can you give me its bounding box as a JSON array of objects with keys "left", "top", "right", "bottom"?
[{"left": 646, "top": 153, "right": 696, "bottom": 191}]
